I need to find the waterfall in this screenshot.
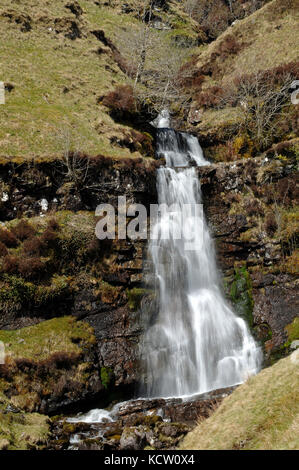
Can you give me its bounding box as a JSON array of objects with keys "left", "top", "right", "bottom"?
[{"left": 141, "top": 113, "right": 262, "bottom": 398}]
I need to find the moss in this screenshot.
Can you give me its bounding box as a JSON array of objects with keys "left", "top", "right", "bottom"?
[
  {"left": 0, "top": 317, "right": 98, "bottom": 414},
  {"left": 126, "top": 287, "right": 148, "bottom": 311},
  {"left": 109, "top": 434, "right": 121, "bottom": 441},
  {"left": 35, "top": 275, "right": 70, "bottom": 304},
  {"left": 0, "top": 316, "right": 96, "bottom": 361},
  {"left": 280, "top": 251, "right": 299, "bottom": 275},
  {"left": 100, "top": 366, "right": 114, "bottom": 390},
  {"left": 230, "top": 266, "right": 254, "bottom": 328},
  {"left": 0, "top": 391, "right": 50, "bottom": 450},
  {"left": 0, "top": 275, "right": 36, "bottom": 307},
  {"left": 0, "top": 273, "right": 72, "bottom": 318},
  {"left": 95, "top": 281, "right": 121, "bottom": 304},
  {"left": 284, "top": 318, "right": 299, "bottom": 346},
  {"left": 233, "top": 134, "right": 254, "bottom": 159},
  {"left": 280, "top": 208, "right": 299, "bottom": 244}
]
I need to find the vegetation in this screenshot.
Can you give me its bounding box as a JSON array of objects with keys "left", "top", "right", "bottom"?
[
  {"left": 0, "top": 0, "right": 297, "bottom": 451},
  {"left": 186, "top": 0, "right": 299, "bottom": 157},
  {"left": 181, "top": 353, "right": 299, "bottom": 450},
  {"left": 126, "top": 287, "right": 148, "bottom": 310},
  {"left": 0, "top": 0, "right": 198, "bottom": 158},
  {"left": 230, "top": 265, "right": 254, "bottom": 328},
  {"left": 0, "top": 395, "right": 50, "bottom": 450},
  {"left": 0, "top": 316, "right": 98, "bottom": 413}
]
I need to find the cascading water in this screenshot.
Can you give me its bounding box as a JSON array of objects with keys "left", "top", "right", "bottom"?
[
  {"left": 65, "top": 113, "right": 262, "bottom": 434},
  {"left": 141, "top": 112, "right": 262, "bottom": 398}
]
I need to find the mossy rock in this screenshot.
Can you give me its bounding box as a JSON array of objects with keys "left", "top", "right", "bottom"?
[
  {"left": 285, "top": 317, "right": 299, "bottom": 347},
  {"left": 0, "top": 316, "right": 96, "bottom": 361},
  {"left": 0, "top": 394, "right": 50, "bottom": 450},
  {"left": 126, "top": 287, "right": 148, "bottom": 311},
  {"left": 0, "top": 316, "right": 99, "bottom": 414},
  {"left": 230, "top": 266, "right": 254, "bottom": 328},
  {"left": 100, "top": 366, "right": 114, "bottom": 390}
]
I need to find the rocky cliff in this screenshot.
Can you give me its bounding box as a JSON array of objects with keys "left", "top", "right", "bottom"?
[{"left": 0, "top": 139, "right": 297, "bottom": 420}]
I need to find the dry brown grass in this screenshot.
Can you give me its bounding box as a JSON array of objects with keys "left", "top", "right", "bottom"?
[{"left": 180, "top": 353, "right": 299, "bottom": 450}]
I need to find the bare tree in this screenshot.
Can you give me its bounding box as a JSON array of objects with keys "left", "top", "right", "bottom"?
[
  {"left": 56, "top": 127, "right": 90, "bottom": 188},
  {"left": 117, "top": 1, "right": 155, "bottom": 90},
  {"left": 137, "top": 42, "right": 193, "bottom": 112},
  {"left": 221, "top": 70, "right": 295, "bottom": 149},
  {"left": 116, "top": 1, "right": 195, "bottom": 113}
]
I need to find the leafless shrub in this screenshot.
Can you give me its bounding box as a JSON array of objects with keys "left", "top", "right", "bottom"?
[
  {"left": 265, "top": 212, "right": 278, "bottom": 237},
  {"left": 0, "top": 241, "right": 8, "bottom": 257},
  {"left": 184, "top": 0, "right": 267, "bottom": 40},
  {"left": 22, "top": 237, "right": 45, "bottom": 256},
  {"left": 220, "top": 67, "right": 297, "bottom": 149},
  {"left": 56, "top": 127, "right": 90, "bottom": 188},
  {"left": 18, "top": 257, "right": 44, "bottom": 280},
  {"left": 2, "top": 255, "right": 19, "bottom": 273},
  {"left": 115, "top": 1, "right": 195, "bottom": 113},
  {"left": 102, "top": 85, "right": 136, "bottom": 115},
  {"left": 47, "top": 218, "right": 60, "bottom": 232}
]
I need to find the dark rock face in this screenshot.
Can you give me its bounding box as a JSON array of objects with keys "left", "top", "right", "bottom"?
[
  {"left": 87, "top": 306, "right": 142, "bottom": 388},
  {"left": 253, "top": 275, "right": 299, "bottom": 350},
  {"left": 0, "top": 156, "right": 158, "bottom": 221},
  {"left": 198, "top": 155, "right": 298, "bottom": 359},
  {"left": 0, "top": 157, "right": 156, "bottom": 403}
]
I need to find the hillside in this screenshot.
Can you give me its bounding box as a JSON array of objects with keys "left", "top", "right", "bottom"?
[
  {"left": 0, "top": 0, "right": 197, "bottom": 159},
  {"left": 1, "top": 1, "right": 294, "bottom": 162},
  {"left": 181, "top": 351, "right": 299, "bottom": 450},
  {"left": 184, "top": 0, "right": 299, "bottom": 160}
]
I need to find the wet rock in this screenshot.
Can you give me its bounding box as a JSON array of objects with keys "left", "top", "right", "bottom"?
[
  {"left": 253, "top": 276, "right": 299, "bottom": 352},
  {"left": 49, "top": 386, "right": 234, "bottom": 450},
  {"left": 197, "top": 155, "right": 298, "bottom": 358},
  {"left": 119, "top": 426, "right": 144, "bottom": 450}
]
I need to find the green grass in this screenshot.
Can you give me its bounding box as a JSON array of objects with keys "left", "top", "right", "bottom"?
[
  {"left": 194, "top": 0, "right": 299, "bottom": 84},
  {"left": 0, "top": 0, "right": 197, "bottom": 159},
  {"left": 180, "top": 353, "right": 299, "bottom": 450},
  {"left": 0, "top": 316, "right": 95, "bottom": 361},
  {"left": 0, "top": 404, "right": 50, "bottom": 450}
]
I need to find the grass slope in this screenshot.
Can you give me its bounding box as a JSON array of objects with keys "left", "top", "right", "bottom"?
[
  {"left": 0, "top": 0, "right": 196, "bottom": 158},
  {"left": 191, "top": 0, "right": 299, "bottom": 144},
  {"left": 195, "top": 0, "right": 299, "bottom": 86},
  {"left": 180, "top": 352, "right": 299, "bottom": 450}
]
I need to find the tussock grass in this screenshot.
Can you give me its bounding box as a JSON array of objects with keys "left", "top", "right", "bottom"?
[{"left": 180, "top": 353, "right": 299, "bottom": 450}]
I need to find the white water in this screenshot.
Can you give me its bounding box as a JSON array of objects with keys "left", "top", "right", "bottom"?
[
  {"left": 66, "top": 113, "right": 262, "bottom": 425},
  {"left": 67, "top": 408, "right": 114, "bottom": 424},
  {"left": 141, "top": 112, "right": 262, "bottom": 398}
]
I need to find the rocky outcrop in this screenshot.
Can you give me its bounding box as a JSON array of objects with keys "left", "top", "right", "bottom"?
[
  {"left": 0, "top": 146, "right": 297, "bottom": 415},
  {"left": 0, "top": 317, "right": 104, "bottom": 415},
  {"left": 49, "top": 387, "right": 233, "bottom": 450},
  {"left": 0, "top": 156, "right": 158, "bottom": 404},
  {"left": 198, "top": 150, "right": 298, "bottom": 359},
  {"left": 0, "top": 155, "right": 158, "bottom": 221}
]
